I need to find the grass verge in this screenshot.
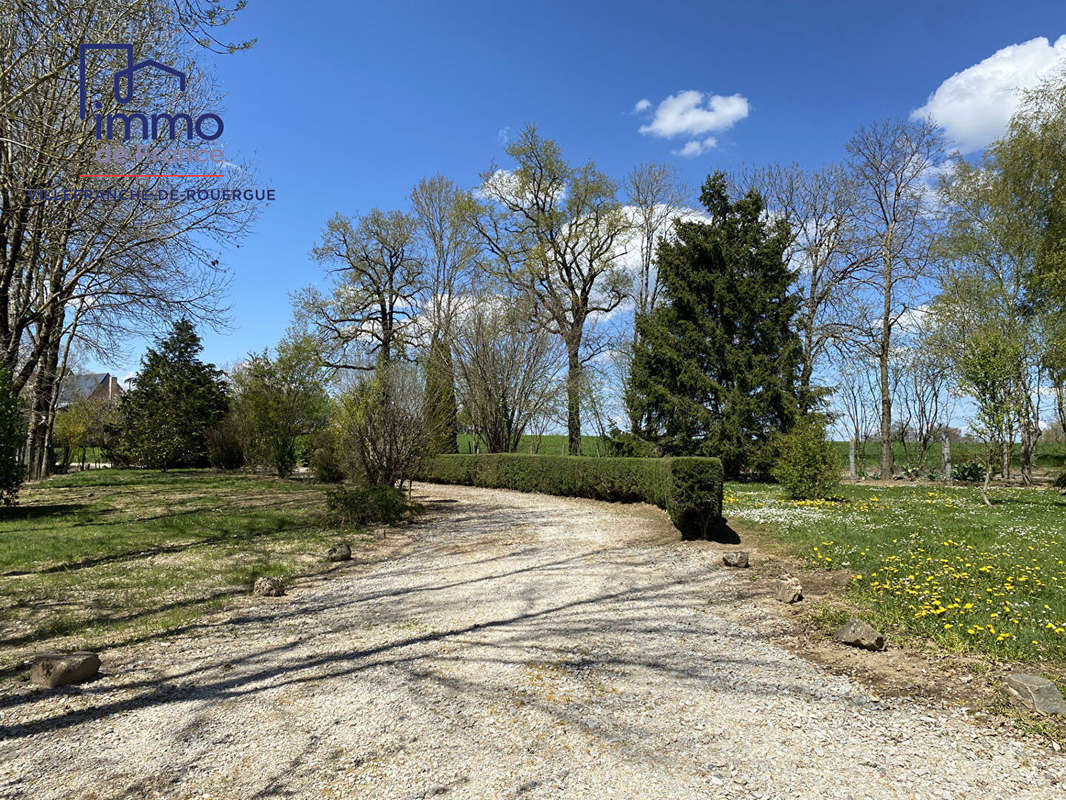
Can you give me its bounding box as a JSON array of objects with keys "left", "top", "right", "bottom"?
[
  {"left": 0, "top": 468, "right": 357, "bottom": 673},
  {"left": 724, "top": 481, "right": 1066, "bottom": 664}
]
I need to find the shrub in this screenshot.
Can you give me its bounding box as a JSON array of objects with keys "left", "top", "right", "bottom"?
[
  {"left": 771, "top": 420, "right": 842, "bottom": 500},
  {"left": 206, "top": 417, "right": 245, "bottom": 470},
  {"left": 310, "top": 430, "right": 344, "bottom": 483},
  {"left": 954, "top": 460, "right": 987, "bottom": 483},
  {"left": 325, "top": 485, "right": 417, "bottom": 527},
  {"left": 1053, "top": 469, "right": 1066, "bottom": 489},
  {"left": 416, "top": 453, "right": 723, "bottom": 539},
  {"left": 231, "top": 338, "right": 330, "bottom": 478},
  {"left": 335, "top": 366, "right": 427, "bottom": 487}
]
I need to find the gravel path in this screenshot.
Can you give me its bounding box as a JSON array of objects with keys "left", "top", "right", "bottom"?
[{"left": 2, "top": 483, "right": 1064, "bottom": 799}]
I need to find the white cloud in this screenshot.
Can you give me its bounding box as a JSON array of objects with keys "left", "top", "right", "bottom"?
[
  {"left": 638, "top": 90, "right": 750, "bottom": 139},
  {"left": 675, "top": 136, "right": 718, "bottom": 157},
  {"left": 601, "top": 204, "right": 711, "bottom": 291},
  {"left": 632, "top": 98, "right": 651, "bottom": 113},
  {"left": 912, "top": 35, "right": 1066, "bottom": 153},
  {"left": 476, "top": 168, "right": 566, "bottom": 204}
]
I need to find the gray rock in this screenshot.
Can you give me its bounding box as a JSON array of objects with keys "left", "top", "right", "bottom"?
[
  {"left": 327, "top": 543, "right": 352, "bottom": 562},
  {"left": 774, "top": 577, "right": 803, "bottom": 604},
  {"left": 30, "top": 652, "right": 100, "bottom": 688},
  {"left": 722, "top": 551, "right": 749, "bottom": 568},
  {"left": 835, "top": 618, "right": 885, "bottom": 651},
  {"left": 1004, "top": 673, "right": 1066, "bottom": 715},
  {"left": 253, "top": 576, "right": 286, "bottom": 597}
]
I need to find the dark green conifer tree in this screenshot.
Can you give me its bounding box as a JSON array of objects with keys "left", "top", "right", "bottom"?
[
  {"left": 627, "top": 172, "right": 803, "bottom": 478},
  {"left": 117, "top": 319, "right": 228, "bottom": 469}
]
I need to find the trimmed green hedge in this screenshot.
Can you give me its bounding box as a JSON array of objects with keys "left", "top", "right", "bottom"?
[{"left": 416, "top": 453, "right": 723, "bottom": 539}]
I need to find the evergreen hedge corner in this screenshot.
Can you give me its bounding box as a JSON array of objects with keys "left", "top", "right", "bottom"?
[
  {"left": 415, "top": 453, "right": 723, "bottom": 540},
  {"left": 663, "top": 456, "right": 725, "bottom": 539}
]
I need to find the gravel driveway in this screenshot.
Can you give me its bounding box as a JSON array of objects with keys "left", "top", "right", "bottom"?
[{"left": 2, "top": 483, "right": 1064, "bottom": 799}]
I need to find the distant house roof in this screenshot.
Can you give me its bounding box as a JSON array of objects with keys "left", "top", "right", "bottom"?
[{"left": 56, "top": 373, "right": 125, "bottom": 408}]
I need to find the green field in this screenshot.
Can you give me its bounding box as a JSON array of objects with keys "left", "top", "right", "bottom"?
[
  {"left": 456, "top": 433, "right": 612, "bottom": 455},
  {"left": 455, "top": 433, "right": 1066, "bottom": 472},
  {"left": 0, "top": 469, "right": 350, "bottom": 671},
  {"left": 833, "top": 440, "right": 1066, "bottom": 473},
  {"left": 724, "top": 482, "right": 1066, "bottom": 663}
]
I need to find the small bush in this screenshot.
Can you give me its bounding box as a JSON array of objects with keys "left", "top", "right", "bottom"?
[
  {"left": 771, "top": 421, "right": 842, "bottom": 500},
  {"left": 310, "top": 430, "right": 344, "bottom": 483},
  {"left": 325, "top": 486, "right": 416, "bottom": 527},
  {"left": 335, "top": 367, "right": 427, "bottom": 487},
  {"left": 206, "top": 417, "right": 245, "bottom": 470},
  {"left": 416, "top": 453, "right": 723, "bottom": 539},
  {"left": 1053, "top": 469, "right": 1066, "bottom": 489},
  {"left": 954, "top": 460, "right": 987, "bottom": 483}
]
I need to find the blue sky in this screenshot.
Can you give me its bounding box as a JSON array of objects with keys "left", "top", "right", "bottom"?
[{"left": 96, "top": 0, "right": 1066, "bottom": 377}]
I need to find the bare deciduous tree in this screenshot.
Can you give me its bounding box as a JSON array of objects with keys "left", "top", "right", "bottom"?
[
  {"left": 834, "top": 349, "right": 879, "bottom": 478},
  {"left": 733, "top": 162, "right": 869, "bottom": 410},
  {"left": 410, "top": 175, "right": 478, "bottom": 453},
  {"left": 625, "top": 162, "right": 688, "bottom": 322},
  {"left": 335, "top": 364, "right": 428, "bottom": 488},
  {"left": 3, "top": 1, "right": 259, "bottom": 478},
  {"left": 844, "top": 119, "right": 945, "bottom": 478},
  {"left": 894, "top": 320, "right": 954, "bottom": 474},
  {"left": 298, "top": 210, "right": 424, "bottom": 371},
  {"left": 452, "top": 293, "right": 562, "bottom": 453}
]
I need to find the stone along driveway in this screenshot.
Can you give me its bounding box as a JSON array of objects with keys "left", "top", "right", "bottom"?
[{"left": 1, "top": 483, "right": 1064, "bottom": 799}]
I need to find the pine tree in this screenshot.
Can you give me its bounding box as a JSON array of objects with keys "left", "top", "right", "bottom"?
[
  {"left": 627, "top": 172, "right": 803, "bottom": 478},
  {"left": 117, "top": 319, "right": 229, "bottom": 469}
]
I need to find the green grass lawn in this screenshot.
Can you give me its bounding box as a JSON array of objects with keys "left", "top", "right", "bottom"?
[
  {"left": 0, "top": 469, "right": 353, "bottom": 671},
  {"left": 724, "top": 481, "right": 1066, "bottom": 663}
]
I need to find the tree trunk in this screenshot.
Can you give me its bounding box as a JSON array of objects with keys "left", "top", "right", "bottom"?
[
  {"left": 879, "top": 348, "right": 893, "bottom": 479},
  {"left": 941, "top": 432, "right": 952, "bottom": 482},
  {"left": 1018, "top": 390, "right": 1038, "bottom": 487},
  {"left": 566, "top": 342, "right": 581, "bottom": 456},
  {"left": 1020, "top": 430, "right": 1035, "bottom": 486},
  {"left": 879, "top": 251, "right": 894, "bottom": 480},
  {"left": 798, "top": 352, "right": 815, "bottom": 415},
  {"left": 981, "top": 449, "right": 992, "bottom": 506},
  {"left": 24, "top": 321, "right": 62, "bottom": 481},
  {"left": 848, "top": 438, "right": 856, "bottom": 482}
]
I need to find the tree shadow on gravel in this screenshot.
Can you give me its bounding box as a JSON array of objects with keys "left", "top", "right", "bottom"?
[
  {"left": 0, "top": 486, "right": 848, "bottom": 800},
  {"left": 0, "top": 552, "right": 868, "bottom": 744}
]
